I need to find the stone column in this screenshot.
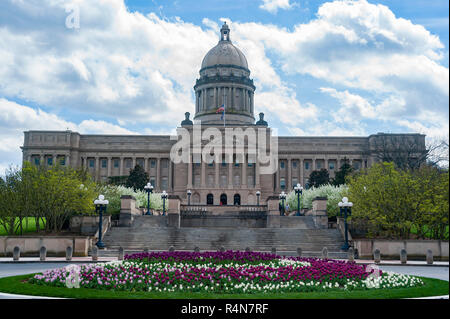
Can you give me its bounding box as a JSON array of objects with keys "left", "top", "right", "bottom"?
[
  {"left": 231, "top": 87, "right": 235, "bottom": 109},
  {"left": 144, "top": 157, "right": 149, "bottom": 173},
  {"left": 201, "top": 155, "right": 206, "bottom": 188},
  {"left": 132, "top": 157, "right": 136, "bottom": 169},
  {"left": 215, "top": 160, "right": 220, "bottom": 188},
  {"left": 287, "top": 158, "right": 292, "bottom": 191},
  {"left": 168, "top": 160, "right": 173, "bottom": 191},
  {"left": 187, "top": 154, "right": 193, "bottom": 188},
  {"left": 300, "top": 158, "right": 304, "bottom": 186},
  {"left": 325, "top": 157, "right": 329, "bottom": 171},
  {"left": 53, "top": 154, "right": 57, "bottom": 166},
  {"left": 156, "top": 157, "right": 161, "bottom": 191},
  {"left": 228, "top": 160, "right": 233, "bottom": 188},
  {"left": 95, "top": 157, "right": 100, "bottom": 181},
  {"left": 242, "top": 154, "right": 247, "bottom": 188},
  {"left": 228, "top": 87, "right": 232, "bottom": 108},
  {"left": 255, "top": 159, "right": 260, "bottom": 188},
  {"left": 312, "top": 157, "right": 316, "bottom": 171},
  {"left": 107, "top": 157, "right": 112, "bottom": 177},
  {"left": 40, "top": 154, "right": 45, "bottom": 166},
  {"left": 120, "top": 157, "right": 124, "bottom": 176},
  {"left": 66, "top": 155, "right": 70, "bottom": 167},
  {"left": 214, "top": 87, "right": 217, "bottom": 108}
]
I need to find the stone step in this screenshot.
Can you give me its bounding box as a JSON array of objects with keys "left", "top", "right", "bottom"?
[{"left": 95, "top": 249, "right": 349, "bottom": 259}]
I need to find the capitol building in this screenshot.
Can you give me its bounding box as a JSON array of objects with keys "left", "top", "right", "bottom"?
[{"left": 21, "top": 23, "right": 425, "bottom": 206}]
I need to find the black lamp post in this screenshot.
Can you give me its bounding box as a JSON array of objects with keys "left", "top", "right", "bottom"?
[
  {"left": 279, "top": 191, "right": 286, "bottom": 216},
  {"left": 338, "top": 197, "right": 353, "bottom": 251},
  {"left": 187, "top": 189, "right": 192, "bottom": 205},
  {"left": 294, "top": 183, "right": 303, "bottom": 216},
  {"left": 161, "top": 190, "right": 168, "bottom": 216},
  {"left": 256, "top": 191, "right": 261, "bottom": 206},
  {"left": 144, "top": 182, "right": 154, "bottom": 215},
  {"left": 94, "top": 194, "right": 108, "bottom": 249}
]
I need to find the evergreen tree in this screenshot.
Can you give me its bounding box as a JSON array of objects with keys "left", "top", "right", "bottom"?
[
  {"left": 126, "top": 165, "right": 149, "bottom": 191},
  {"left": 332, "top": 162, "right": 354, "bottom": 186},
  {"left": 308, "top": 168, "right": 330, "bottom": 188}
]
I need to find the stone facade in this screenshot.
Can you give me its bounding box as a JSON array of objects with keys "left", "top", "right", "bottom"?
[{"left": 21, "top": 23, "right": 426, "bottom": 206}]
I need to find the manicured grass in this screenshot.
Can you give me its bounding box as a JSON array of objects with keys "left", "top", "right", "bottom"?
[
  {"left": 0, "top": 217, "right": 45, "bottom": 236},
  {"left": 0, "top": 274, "right": 447, "bottom": 299}
]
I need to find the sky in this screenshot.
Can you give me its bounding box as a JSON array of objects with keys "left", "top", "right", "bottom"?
[{"left": 0, "top": 0, "right": 448, "bottom": 174}]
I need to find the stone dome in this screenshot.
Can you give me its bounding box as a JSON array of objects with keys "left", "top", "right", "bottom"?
[{"left": 200, "top": 22, "right": 248, "bottom": 70}]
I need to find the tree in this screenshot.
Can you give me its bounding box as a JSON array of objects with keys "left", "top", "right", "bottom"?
[
  {"left": 126, "top": 165, "right": 149, "bottom": 191},
  {"left": 426, "top": 135, "right": 449, "bottom": 169},
  {"left": 348, "top": 162, "right": 449, "bottom": 240},
  {"left": 371, "top": 134, "right": 428, "bottom": 170},
  {"left": 308, "top": 169, "right": 330, "bottom": 188},
  {"left": 332, "top": 162, "right": 354, "bottom": 186}
]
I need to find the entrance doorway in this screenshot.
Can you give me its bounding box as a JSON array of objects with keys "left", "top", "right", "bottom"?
[
  {"left": 220, "top": 194, "right": 227, "bottom": 205},
  {"left": 206, "top": 194, "right": 214, "bottom": 205},
  {"left": 234, "top": 194, "right": 241, "bottom": 205}
]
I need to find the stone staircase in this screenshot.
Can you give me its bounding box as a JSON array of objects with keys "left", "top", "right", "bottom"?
[{"left": 97, "top": 215, "right": 348, "bottom": 258}]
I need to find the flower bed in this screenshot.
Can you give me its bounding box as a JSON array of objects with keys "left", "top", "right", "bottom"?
[{"left": 30, "top": 251, "right": 424, "bottom": 294}]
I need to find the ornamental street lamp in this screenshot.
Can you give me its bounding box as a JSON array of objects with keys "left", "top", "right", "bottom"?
[
  {"left": 294, "top": 183, "right": 303, "bottom": 216},
  {"left": 279, "top": 191, "right": 287, "bottom": 216},
  {"left": 94, "top": 194, "right": 109, "bottom": 249},
  {"left": 338, "top": 197, "right": 353, "bottom": 251},
  {"left": 256, "top": 191, "right": 261, "bottom": 206},
  {"left": 144, "top": 182, "right": 154, "bottom": 215},
  {"left": 187, "top": 189, "right": 192, "bottom": 206},
  {"left": 161, "top": 190, "right": 168, "bottom": 216}
]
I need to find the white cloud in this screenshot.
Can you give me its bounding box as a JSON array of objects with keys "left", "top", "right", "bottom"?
[
  {"left": 259, "top": 0, "right": 296, "bottom": 14},
  {"left": 0, "top": 98, "right": 138, "bottom": 174}
]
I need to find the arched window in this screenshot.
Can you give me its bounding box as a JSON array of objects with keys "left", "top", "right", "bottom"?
[
  {"left": 220, "top": 194, "right": 227, "bottom": 205},
  {"left": 206, "top": 194, "right": 214, "bottom": 205},
  {"left": 233, "top": 194, "right": 241, "bottom": 206}
]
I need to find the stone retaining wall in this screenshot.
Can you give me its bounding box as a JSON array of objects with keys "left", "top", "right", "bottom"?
[
  {"left": 353, "top": 239, "right": 449, "bottom": 260},
  {"left": 0, "top": 236, "right": 92, "bottom": 257}
]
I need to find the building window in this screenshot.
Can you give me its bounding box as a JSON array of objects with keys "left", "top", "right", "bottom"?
[
  {"left": 162, "top": 160, "right": 168, "bottom": 168},
  {"left": 207, "top": 174, "right": 214, "bottom": 186},
  {"left": 234, "top": 175, "right": 240, "bottom": 186},
  {"left": 293, "top": 161, "right": 297, "bottom": 169},
  {"left": 101, "top": 159, "right": 107, "bottom": 168},
  {"left": 137, "top": 159, "right": 144, "bottom": 168},
  {"left": 329, "top": 162, "right": 335, "bottom": 170},
  {"left": 194, "top": 174, "right": 200, "bottom": 186},
  {"left": 247, "top": 175, "right": 254, "bottom": 187},
  {"left": 89, "top": 159, "right": 95, "bottom": 168},
  {"left": 161, "top": 177, "right": 168, "bottom": 190},
  {"left": 234, "top": 163, "right": 240, "bottom": 167},
  {"left": 354, "top": 162, "right": 360, "bottom": 170},
  {"left": 304, "top": 162, "right": 309, "bottom": 170},
  {"left": 248, "top": 163, "right": 253, "bottom": 167},
  {"left": 34, "top": 158, "right": 40, "bottom": 166},
  {"left": 222, "top": 158, "right": 227, "bottom": 167},
  {"left": 150, "top": 177, "right": 156, "bottom": 187},
  {"left": 317, "top": 161, "right": 322, "bottom": 169},
  {"left": 280, "top": 161, "right": 285, "bottom": 169},
  {"left": 60, "top": 157, "right": 65, "bottom": 166},
  {"left": 208, "top": 162, "right": 213, "bottom": 167},
  {"left": 47, "top": 157, "right": 53, "bottom": 166},
  {"left": 280, "top": 178, "right": 286, "bottom": 189},
  {"left": 220, "top": 175, "right": 227, "bottom": 187},
  {"left": 125, "top": 159, "right": 131, "bottom": 168},
  {"left": 151, "top": 160, "right": 156, "bottom": 168},
  {"left": 114, "top": 159, "right": 119, "bottom": 168}
]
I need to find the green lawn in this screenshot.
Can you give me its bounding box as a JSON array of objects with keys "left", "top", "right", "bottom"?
[
  {"left": 0, "top": 217, "right": 45, "bottom": 236},
  {"left": 0, "top": 274, "right": 447, "bottom": 299}
]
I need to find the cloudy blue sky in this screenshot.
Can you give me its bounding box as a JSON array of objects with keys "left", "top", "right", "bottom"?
[{"left": 0, "top": 0, "right": 448, "bottom": 174}]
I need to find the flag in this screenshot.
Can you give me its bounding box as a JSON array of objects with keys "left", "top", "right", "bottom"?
[{"left": 216, "top": 105, "right": 225, "bottom": 120}]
